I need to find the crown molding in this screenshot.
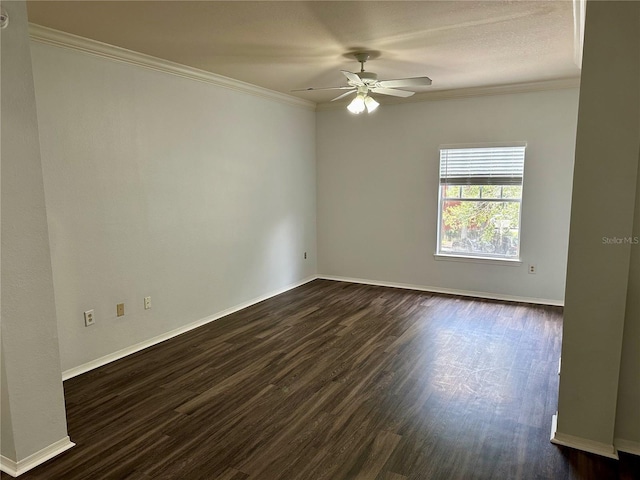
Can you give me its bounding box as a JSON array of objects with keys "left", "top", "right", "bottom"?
[
  {"left": 316, "top": 77, "right": 581, "bottom": 111},
  {"left": 28, "top": 23, "right": 316, "bottom": 111},
  {"left": 28, "top": 23, "right": 579, "bottom": 113}
]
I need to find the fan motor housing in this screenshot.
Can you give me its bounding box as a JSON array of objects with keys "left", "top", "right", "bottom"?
[{"left": 358, "top": 71, "right": 378, "bottom": 84}]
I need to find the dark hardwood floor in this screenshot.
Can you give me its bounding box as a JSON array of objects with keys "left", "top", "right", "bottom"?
[{"left": 6, "top": 280, "right": 639, "bottom": 479}]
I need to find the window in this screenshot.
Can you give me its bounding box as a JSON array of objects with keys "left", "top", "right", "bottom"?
[{"left": 437, "top": 144, "right": 526, "bottom": 260}]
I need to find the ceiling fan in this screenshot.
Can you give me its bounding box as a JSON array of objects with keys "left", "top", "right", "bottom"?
[{"left": 293, "top": 52, "right": 432, "bottom": 114}]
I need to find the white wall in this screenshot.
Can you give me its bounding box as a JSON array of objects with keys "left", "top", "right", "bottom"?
[
  {"left": 0, "top": 1, "right": 70, "bottom": 468},
  {"left": 615, "top": 145, "right": 640, "bottom": 449},
  {"left": 1, "top": 354, "right": 16, "bottom": 461},
  {"left": 556, "top": 0, "right": 639, "bottom": 455},
  {"left": 317, "top": 89, "right": 579, "bottom": 303},
  {"left": 30, "top": 41, "right": 317, "bottom": 373}
]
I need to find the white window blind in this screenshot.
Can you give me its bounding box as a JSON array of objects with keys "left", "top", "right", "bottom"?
[{"left": 440, "top": 146, "right": 526, "bottom": 186}]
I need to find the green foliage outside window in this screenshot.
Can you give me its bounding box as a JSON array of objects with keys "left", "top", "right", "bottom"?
[{"left": 440, "top": 185, "right": 522, "bottom": 257}]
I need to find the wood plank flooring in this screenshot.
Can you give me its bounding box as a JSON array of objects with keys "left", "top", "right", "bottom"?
[{"left": 5, "top": 280, "right": 639, "bottom": 479}]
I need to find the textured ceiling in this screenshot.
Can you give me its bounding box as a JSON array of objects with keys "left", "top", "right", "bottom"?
[{"left": 26, "top": 1, "right": 580, "bottom": 104}]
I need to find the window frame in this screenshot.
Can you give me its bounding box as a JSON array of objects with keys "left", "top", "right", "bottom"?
[{"left": 435, "top": 143, "right": 526, "bottom": 263}]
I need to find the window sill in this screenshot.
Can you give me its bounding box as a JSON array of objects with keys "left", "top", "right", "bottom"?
[{"left": 434, "top": 253, "right": 523, "bottom": 266}]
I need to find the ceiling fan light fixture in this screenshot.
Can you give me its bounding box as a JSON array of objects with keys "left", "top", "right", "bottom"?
[
  {"left": 294, "top": 51, "right": 431, "bottom": 112},
  {"left": 365, "top": 96, "right": 379, "bottom": 113},
  {"left": 347, "top": 94, "right": 366, "bottom": 114}
]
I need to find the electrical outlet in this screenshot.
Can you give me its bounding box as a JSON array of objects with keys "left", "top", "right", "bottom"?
[
  {"left": 84, "top": 310, "right": 95, "bottom": 327},
  {"left": 528, "top": 264, "right": 536, "bottom": 274},
  {"left": 117, "top": 303, "right": 125, "bottom": 317},
  {"left": 304, "top": 252, "right": 307, "bottom": 259},
  {"left": 144, "top": 296, "right": 151, "bottom": 310}
]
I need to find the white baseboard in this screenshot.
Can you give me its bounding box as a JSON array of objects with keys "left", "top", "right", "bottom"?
[
  {"left": 0, "top": 436, "right": 75, "bottom": 477},
  {"left": 615, "top": 438, "right": 640, "bottom": 456},
  {"left": 62, "top": 275, "right": 317, "bottom": 380},
  {"left": 318, "top": 275, "right": 564, "bottom": 306},
  {"left": 550, "top": 414, "right": 619, "bottom": 459},
  {"left": 63, "top": 273, "right": 560, "bottom": 380}
]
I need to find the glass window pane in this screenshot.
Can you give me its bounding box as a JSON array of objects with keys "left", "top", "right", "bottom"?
[
  {"left": 439, "top": 198, "right": 520, "bottom": 258},
  {"left": 490, "top": 202, "right": 520, "bottom": 256},
  {"left": 444, "top": 185, "right": 461, "bottom": 198},
  {"left": 439, "top": 200, "right": 464, "bottom": 254},
  {"left": 437, "top": 145, "right": 525, "bottom": 260},
  {"left": 461, "top": 185, "right": 481, "bottom": 198},
  {"left": 502, "top": 185, "right": 522, "bottom": 199},
  {"left": 481, "top": 185, "right": 501, "bottom": 199}
]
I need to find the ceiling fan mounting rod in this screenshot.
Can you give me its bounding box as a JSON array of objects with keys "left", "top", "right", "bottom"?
[{"left": 353, "top": 52, "right": 370, "bottom": 72}]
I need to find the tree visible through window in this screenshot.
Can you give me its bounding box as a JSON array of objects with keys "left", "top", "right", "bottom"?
[{"left": 437, "top": 145, "right": 526, "bottom": 259}]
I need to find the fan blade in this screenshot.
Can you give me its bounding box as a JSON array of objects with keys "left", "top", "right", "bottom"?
[
  {"left": 330, "top": 90, "right": 357, "bottom": 102},
  {"left": 370, "top": 87, "right": 415, "bottom": 98},
  {"left": 341, "top": 70, "right": 364, "bottom": 86},
  {"left": 291, "top": 86, "right": 354, "bottom": 92},
  {"left": 377, "top": 76, "right": 432, "bottom": 88}
]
